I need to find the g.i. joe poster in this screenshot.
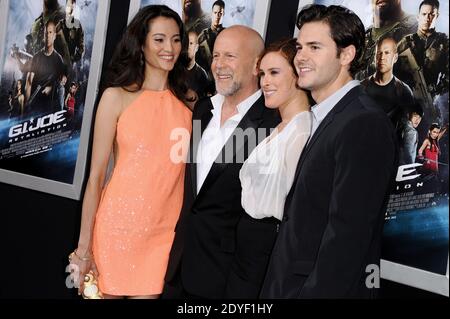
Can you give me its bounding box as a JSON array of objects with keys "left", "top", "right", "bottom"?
[
  {"left": 128, "top": 0, "right": 272, "bottom": 104},
  {"left": 297, "top": 0, "right": 449, "bottom": 295},
  {"left": 0, "top": 0, "right": 110, "bottom": 199}
]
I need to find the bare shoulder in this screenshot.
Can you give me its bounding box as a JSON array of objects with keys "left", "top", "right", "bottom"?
[
  {"left": 101, "top": 87, "right": 124, "bottom": 106},
  {"left": 97, "top": 87, "right": 124, "bottom": 116},
  {"left": 102, "top": 87, "right": 123, "bottom": 99}
]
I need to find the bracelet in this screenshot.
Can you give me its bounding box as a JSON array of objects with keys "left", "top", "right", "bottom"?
[{"left": 70, "top": 249, "right": 92, "bottom": 262}]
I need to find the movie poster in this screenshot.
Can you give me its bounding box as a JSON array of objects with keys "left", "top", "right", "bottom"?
[
  {"left": 130, "top": 0, "right": 270, "bottom": 104},
  {"left": 0, "top": 0, "right": 101, "bottom": 190},
  {"left": 297, "top": 0, "right": 449, "bottom": 294},
  {"left": 0, "top": 0, "right": 97, "bottom": 184}
]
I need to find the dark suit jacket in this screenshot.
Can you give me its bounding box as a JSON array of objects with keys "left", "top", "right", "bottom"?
[
  {"left": 163, "top": 95, "right": 280, "bottom": 299},
  {"left": 260, "top": 86, "right": 397, "bottom": 299}
]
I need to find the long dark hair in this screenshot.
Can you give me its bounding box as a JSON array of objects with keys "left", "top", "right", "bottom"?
[
  {"left": 104, "top": 5, "right": 189, "bottom": 102},
  {"left": 15, "top": 80, "right": 23, "bottom": 96},
  {"left": 427, "top": 123, "right": 441, "bottom": 150}
]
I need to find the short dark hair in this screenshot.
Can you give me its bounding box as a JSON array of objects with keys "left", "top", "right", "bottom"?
[
  {"left": 212, "top": 0, "right": 225, "bottom": 10},
  {"left": 419, "top": 0, "right": 439, "bottom": 11},
  {"left": 408, "top": 102, "right": 424, "bottom": 118},
  {"left": 296, "top": 4, "right": 365, "bottom": 77}
]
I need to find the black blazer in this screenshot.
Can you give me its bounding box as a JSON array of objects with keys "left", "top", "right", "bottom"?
[
  {"left": 260, "top": 86, "right": 397, "bottom": 298},
  {"left": 164, "top": 95, "right": 280, "bottom": 298}
]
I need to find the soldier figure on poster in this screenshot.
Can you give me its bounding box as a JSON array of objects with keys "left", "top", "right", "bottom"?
[
  {"left": 182, "top": 0, "right": 211, "bottom": 34},
  {"left": 396, "top": 0, "right": 448, "bottom": 123},
  {"left": 357, "top": 0, "right": 417, "bottom": 80},
  {"left": 361, "top": 35, "right": 415, "bottom": 131},
  {"left": 197, "top": 0, "right": 225, "bottom": 72},
  {"left": 0, "top": 0, "right": 96, "bottom": 184},
  {"left": 25, "top": 19, "right": 67, "bottom": 115}
]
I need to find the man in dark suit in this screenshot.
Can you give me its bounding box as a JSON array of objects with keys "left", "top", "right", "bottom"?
[
  {"left": 260, "top": 4, "right": 397, "bottom": 298},
  {"left": 162, "top": 25, "right": 280, "bottom": 299}
]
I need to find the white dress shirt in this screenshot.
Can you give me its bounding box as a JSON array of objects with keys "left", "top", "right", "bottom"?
[
  {"left": 310, "top": 80, "right": 360, "bottom": 136},
  {"left": 239, "top": 111, "right": 312, "bottom": 220},
  {"left": 196, "top": 90, "right": 262, "bottom": 194}
]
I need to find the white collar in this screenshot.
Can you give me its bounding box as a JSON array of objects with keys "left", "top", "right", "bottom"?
[
  {"left": 311, "top": 80, "right": 360, "bottom": 123},
  {"left": 210, "top": 90, "right": 262, "bottom": 120}
]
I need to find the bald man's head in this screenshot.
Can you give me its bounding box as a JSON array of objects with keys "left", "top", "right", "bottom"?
[
  {"left": 375, "top": 36, "right": 398, "bottom": 75},
  {"left": 211, "top": 25, "right": 264, "bottom": 97},
  {"left": 219, "top": 25, "right": 265, "bottom": 58}
]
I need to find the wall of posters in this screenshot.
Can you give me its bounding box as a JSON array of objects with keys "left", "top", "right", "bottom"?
[
  {"left": 296, "top": 0, "right": 449, "bottom": 296},
  {"left": 0, "top": 0, "right": 110, "bottom": 199}
]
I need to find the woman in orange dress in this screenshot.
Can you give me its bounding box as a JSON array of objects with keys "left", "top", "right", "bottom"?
[{"left": 69, "top": 5, "right": 191, "bottom": 299}]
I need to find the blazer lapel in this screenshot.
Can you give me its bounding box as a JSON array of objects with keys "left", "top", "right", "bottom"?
[
  {"left": 190, "top": 100, "right": 214, "bottom": 198},
  {"left": 292, "top": 86, "right": 362, "bottom": 183},
  {"left": 196, "top": 96, "right": 265, "bottom": 201}
]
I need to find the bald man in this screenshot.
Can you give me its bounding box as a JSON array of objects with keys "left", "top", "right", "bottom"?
[
  {"left": 162, "top": 26, "right": 280, "bottom": 299},
  {"left": 361, "top": 36, "right": 414, "bottom": 130}
]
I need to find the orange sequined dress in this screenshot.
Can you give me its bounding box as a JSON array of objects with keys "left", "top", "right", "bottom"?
[{"left": 92, "top": 90, "right": 191, "bottom": 296}]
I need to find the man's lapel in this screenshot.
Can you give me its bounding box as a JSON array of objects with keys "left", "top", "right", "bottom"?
[
  {"left": 292, "top": 86, "right": 362, "bottom": 183},
  {"left": 190, "top": 100, "right": 214, "bottom": 199},
  {"left": 195, "top": 96, "right": 266, "bottom": 201}
]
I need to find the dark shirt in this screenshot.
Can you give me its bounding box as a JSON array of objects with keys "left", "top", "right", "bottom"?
[
  {"left": 197, "top": 25, "right": 225, "bottom": 71},
  {"left": 29, "top": 49, "right": 66, "bottom": 112},
  {"left": 186, "top": 63, "right": 212, "bottom": 99},
  {"left": 361, "top": 75, "right": 415, "bottom": 129},
  {"left": 31, "top": 49, "right": 66, "bottom": 87}
]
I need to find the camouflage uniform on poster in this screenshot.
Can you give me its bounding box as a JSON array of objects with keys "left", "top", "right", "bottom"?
[
  {"left": 397, "top": 32, "right": 448, "bottom": 100},
  {"left": 58, "top": 0, "right": 85, "bottom": 66},
  {"left": 182, "top": 0, "right": 211, "bottom": 35},
  {"left": 356, "top": 0, "right": 417, "bottom": 80},
  {"left": 59, "top": 18, "right": 84, "bottom": 65},
  {"left": 358, "top": 14, "right": 417, "bottom": 80},
  {"left": 197, "top": 25, "right": 225, "bottom": 71},
  {"left": 396, "top": 0, "right": 448, "bottom": 122},
  {"left": 186, "top": 12, "right": 211, "bottom": 35}
]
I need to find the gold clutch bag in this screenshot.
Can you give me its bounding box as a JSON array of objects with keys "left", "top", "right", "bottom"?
[
  {"left": 82, "top": 271, "right": 104, "bottom": 299},
  {"left": 68, "top": 252, "right": 104, "bottom": 299}
]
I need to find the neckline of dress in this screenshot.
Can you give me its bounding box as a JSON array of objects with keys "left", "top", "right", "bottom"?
[{"left": 143, "top": 88, "right": 170, "bottom": 94}]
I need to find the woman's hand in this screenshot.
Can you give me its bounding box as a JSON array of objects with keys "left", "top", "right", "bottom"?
[{"left": 69, "top": 249, "right": 99, "bottom": 296}]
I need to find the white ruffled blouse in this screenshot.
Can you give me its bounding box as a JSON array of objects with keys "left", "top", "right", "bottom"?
[{"left": 239, "top": 111, "right": 312, "bottom": 220}]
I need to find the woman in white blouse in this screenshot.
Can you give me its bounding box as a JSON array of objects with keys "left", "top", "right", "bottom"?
[
  {"left": 240, "top": 38, "right": 312, "bottom": 223},
  {"left": 233, "top": 38, "right": 311, "bottom": 297}
]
